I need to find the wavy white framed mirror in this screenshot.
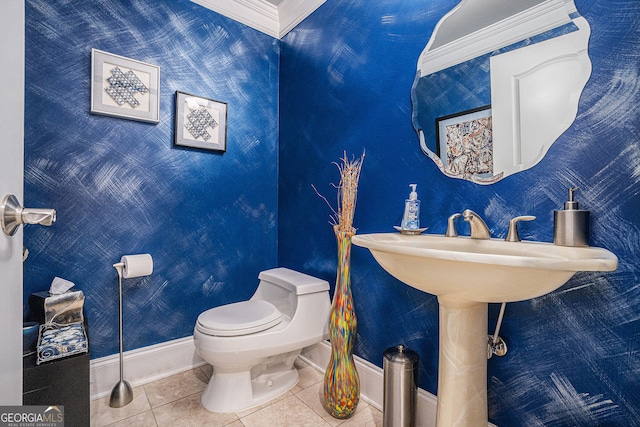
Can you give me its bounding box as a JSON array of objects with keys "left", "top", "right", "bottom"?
[{"left": 411, "top": 0, "right": 591, "bottom": 184}]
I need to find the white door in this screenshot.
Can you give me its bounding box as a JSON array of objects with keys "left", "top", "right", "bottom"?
[
  {"left": 0, "top": 0, "right": 25, "bottom": 405},
  {"left": 490, "top": 16, "right": 591, "bottom": 176}
]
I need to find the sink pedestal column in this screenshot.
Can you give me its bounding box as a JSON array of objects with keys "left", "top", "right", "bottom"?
[{"left": 436, "top": 296, "right": 488, "bottom": 427}]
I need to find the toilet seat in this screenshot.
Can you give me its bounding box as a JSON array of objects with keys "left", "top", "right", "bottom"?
[{"left": 196, "top": 299, "right": 282, "bottom": 337}]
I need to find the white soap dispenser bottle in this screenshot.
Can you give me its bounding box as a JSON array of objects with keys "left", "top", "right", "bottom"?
[{"left": 401, "top": 184, "right": 421, "bottom": 230}]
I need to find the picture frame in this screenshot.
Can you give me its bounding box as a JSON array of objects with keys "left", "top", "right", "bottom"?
[
  {"left": 91, "top": 49, "right": 160, "bottom": 123},
  {"left": 436, "top": 105, "right": 493, "bottom": 176},
  {"left": 174, "top": 91, "right": 228, "bottom": 153}
]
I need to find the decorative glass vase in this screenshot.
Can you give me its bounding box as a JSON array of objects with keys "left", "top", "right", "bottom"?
[{"left": 323, "top": 229, "right": 360, "bottom": 419}]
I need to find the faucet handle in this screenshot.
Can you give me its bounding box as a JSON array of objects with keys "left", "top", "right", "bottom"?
[
  {"left": 446, "top": 213, "right": 462, "bottom": 237},
  {"left": 505, "top": 215, "right": 536, "bottom": 242}
]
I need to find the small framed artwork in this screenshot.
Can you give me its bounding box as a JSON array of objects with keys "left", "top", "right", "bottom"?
[
  {"left": 174, "top": 91, "right": 228, "bottom": 153},
  {"left": 91, "top": 49, "right": 160, "bottom": 123},
  {"left": 436, "top": 105, "right": 493, "bottom": 177}
]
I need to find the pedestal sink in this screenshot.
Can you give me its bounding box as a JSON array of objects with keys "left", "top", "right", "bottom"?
[{"left": 351, "top": 233, "right": 618, "bottom": 427}]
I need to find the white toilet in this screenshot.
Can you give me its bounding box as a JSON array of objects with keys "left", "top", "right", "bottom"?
[{"left": 193, "top": 267, "right": 331, "bottom": 413}]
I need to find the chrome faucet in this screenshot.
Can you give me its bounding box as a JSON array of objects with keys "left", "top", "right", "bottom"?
[
  {"left": 462, "top": 209, "right": 491, "bottom": 239},
  {"left": 445, "top": 213, "right": 462, "bottom": 237}
]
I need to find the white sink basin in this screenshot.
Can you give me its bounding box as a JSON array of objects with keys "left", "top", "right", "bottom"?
[
  {"left": 351, "top": 233, "right": 618, "bottom": 303},
  {"left": 352, "top": 232, "right": 618, "bottom": 426}
]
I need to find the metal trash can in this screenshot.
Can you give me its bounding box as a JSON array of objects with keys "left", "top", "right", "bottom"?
[{"left": 383, "top": 345, "right": 419, "bottom": 427}]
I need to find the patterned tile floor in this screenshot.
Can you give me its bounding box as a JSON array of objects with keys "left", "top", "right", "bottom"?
[{"left": 90, "top": 359, "right": 383, "bottom": 426}]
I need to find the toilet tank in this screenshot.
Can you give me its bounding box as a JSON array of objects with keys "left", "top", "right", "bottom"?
[
  {"left": 252, "top": 268, "right": 329, "bottom": 317},
  {"left": 258, "top": 268, "right": 329, "bottom": 295}
]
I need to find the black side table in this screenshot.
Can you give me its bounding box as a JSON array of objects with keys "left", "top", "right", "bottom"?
[{"left": 23, "top": 351, "right": 90, "bottom": 426}]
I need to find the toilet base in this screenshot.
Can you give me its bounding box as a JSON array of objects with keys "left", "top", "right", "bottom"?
[{"left": 201, "top": 365, "right": 299, "bottom": 413}]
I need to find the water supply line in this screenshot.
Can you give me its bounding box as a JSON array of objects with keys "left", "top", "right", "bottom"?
[{"left": 488, "top": 302, "right": 508, "bottom": 359}]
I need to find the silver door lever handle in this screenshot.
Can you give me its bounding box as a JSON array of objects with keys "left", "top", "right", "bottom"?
[{"left": 0, "top": 194, "right": 56, "bottom": 236}]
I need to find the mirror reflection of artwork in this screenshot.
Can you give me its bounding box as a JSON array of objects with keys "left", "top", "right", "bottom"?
[{"left": 437, "top": 107, "right": 493, "bottom": 178}]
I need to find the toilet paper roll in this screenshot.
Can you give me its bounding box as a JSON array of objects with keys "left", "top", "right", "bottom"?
[{"left": 120, "top": 254, "right": 153, "bottom": 278}]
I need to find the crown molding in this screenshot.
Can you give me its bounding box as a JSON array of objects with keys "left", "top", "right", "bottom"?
[
  {"left": 191, "top": 0, "right": 325, "bottom": 39},
  {"left": 418, "top": 0, "right": 572, "bottom": 76}
]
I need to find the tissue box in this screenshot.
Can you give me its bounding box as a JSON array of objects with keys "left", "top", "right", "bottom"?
[{"left": 28, "top": 290, "right": 85, "bottom": 325}]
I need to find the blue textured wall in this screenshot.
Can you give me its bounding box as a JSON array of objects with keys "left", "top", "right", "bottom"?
[
  {"left": 23, "top": 0, "right": 279, "bottom": 359},
  {"left": 279, "top": 0, "right": 640, "bottom": 426}
]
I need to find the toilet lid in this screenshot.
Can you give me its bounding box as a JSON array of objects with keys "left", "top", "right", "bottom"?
[{"left": 197, "top": 299, "right": 282, "bottom": 337}]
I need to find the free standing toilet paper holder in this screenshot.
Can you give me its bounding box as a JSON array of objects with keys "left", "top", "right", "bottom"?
[{"left": 109, "top": 254, "right": 153, "bottom": 408}]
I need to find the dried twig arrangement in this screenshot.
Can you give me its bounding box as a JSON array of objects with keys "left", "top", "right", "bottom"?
[{"left": 313, "top": 151, "right": 365, "bottom": 234}]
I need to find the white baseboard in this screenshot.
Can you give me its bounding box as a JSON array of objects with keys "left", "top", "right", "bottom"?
[
  {"left": 91, "top": 337, "right": 496, "bottom": 427},
  {"left": 90, "top": 336, "right": 206, "bottom": 400}
]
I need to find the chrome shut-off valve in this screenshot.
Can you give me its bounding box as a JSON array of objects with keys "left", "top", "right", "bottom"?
[
  {"left": 0, "top": 194, "right": 56, "bottom": 236},
  {"left": 487, "top": 335, "right": 508, "bottom": 359}
]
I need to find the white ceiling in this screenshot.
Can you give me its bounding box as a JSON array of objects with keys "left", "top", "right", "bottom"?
[{"left": 191, "top": 0, "right": 325, "bottom": 39}]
